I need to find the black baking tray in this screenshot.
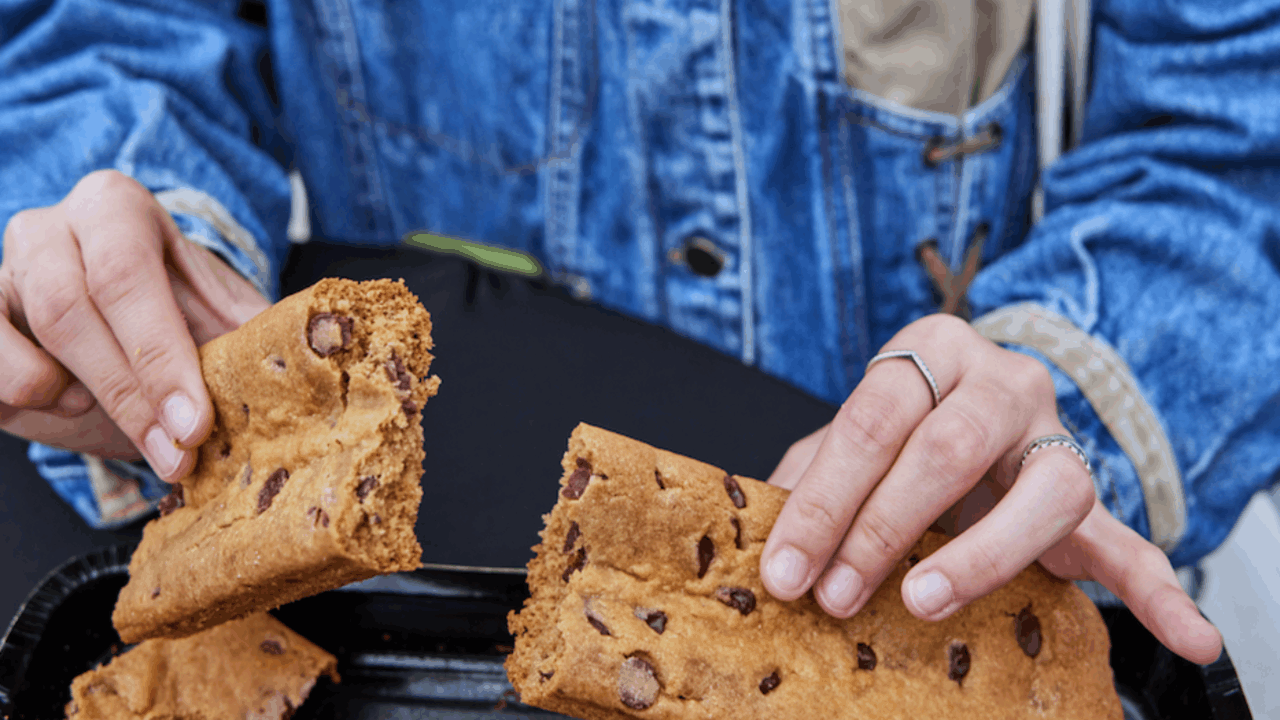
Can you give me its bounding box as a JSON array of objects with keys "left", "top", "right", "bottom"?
[{"left": 0, "top": 547, "right": 1253, "bottom": 719}]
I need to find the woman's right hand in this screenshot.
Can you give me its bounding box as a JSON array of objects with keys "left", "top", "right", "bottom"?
[{"left": 0, "top": 170, "right": 270, "bottom": 480}]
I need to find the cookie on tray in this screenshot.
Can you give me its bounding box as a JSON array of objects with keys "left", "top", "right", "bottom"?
[
  {"left": 113, "top": 278, "right": 439, "bottom": 643},
  {"left": 66, "top": 612, "right": 337, "bottom": 719},
  {"left": 507, "top": 423, "right": 1122, "bottom": 720}
]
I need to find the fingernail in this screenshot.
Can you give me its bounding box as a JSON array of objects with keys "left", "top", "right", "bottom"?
[
  {"left": 162, "top": 393, "right": 199, "bottom": 445},
  {"left": 908, "top": 571, "right": 953, "bottom": 617},
  {"left": 764, "top": 545, "right": 810, "bottom": 597},
  {"left": 144, "top": 425, "right": 183, "bottom": 478},
  {"left": 818, "top": 563, "right": 863, "bottom": 615},
  {"left": 56, "top": 383, "right": 95, "bottom": 415}
]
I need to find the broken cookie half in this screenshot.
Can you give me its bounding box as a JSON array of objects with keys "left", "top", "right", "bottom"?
[
  {"left": 506, "top": 424, "right": 1122, "bottom": 719},
  {"left": 113, "top": 278, "right": 439, "bottom": 643}
]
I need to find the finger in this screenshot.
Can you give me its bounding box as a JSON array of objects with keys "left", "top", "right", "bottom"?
[
  {"left": 16, "top": 197, "right": 191, "bottom": 480},
  {"left": 813, "top": 369, "right": 1039, "bottom": 617},
  {"left": 897, "top": 425, "right": 1095, "bottom": 620},
  {"left": 1063, "top": 502, "right": 1223, "bottom": 665},
  {"left": 66, "top": 171, "right": 212, "bottom": 450},
  {"left": 166, "top": 231, "right": 270, "bottom": 335},
  {"left": 760, "top": 316, "right": 972, "bottom": 602},
  {"left": 0, "top": 404, "right": 140, "bottom": 460},
  {"left": 0, "top": 220, "right": 94, "bottom": 417},
  {"left": 766, "top": 424, "right": 828, "bottom": 490}
]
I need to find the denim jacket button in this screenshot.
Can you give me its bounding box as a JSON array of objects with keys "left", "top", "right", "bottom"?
[{"left": 677, "top": 236, "right": 725, "bottom": 278}]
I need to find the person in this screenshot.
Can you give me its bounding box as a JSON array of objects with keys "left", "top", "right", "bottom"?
[{"left": 3, "top": 0, "right": 1278, "bottom": 668}]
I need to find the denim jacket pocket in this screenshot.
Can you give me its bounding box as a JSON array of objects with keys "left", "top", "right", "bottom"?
[{"left": 352, "top": 0, "right": 598, "bottom": 254}]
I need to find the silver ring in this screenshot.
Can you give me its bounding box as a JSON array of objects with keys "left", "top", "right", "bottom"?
[
  {"left": 865, "top": 350, "right": 941, "bottom": 408},
  {"left": 1020, "top": 434, "right": 1092, "bottom": 474}
]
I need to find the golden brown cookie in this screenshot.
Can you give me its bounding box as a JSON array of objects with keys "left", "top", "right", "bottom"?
[
  {"left": 113, "top": 278, "right": 439, "bottom": 643},
  {"left": 507, "top": 423, "right": 1122, "bottom": 720},
  {"left": 66, "top": 612, "right": 338, "bottom": 719}
]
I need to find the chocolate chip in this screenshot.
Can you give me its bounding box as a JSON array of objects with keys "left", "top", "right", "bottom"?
[
  {"left": 158, "top": 484, "right": 184, "bottom": 517},
  {"left": 654, "top": 470, "right": 666, "bottom": 489},
  {"left": 401, "top": 398, "right": 418, "bottom": 416},
  {"left": 948, "top": 642, "right": 971, "bottom": 684},
  {"left": 563, "top": 547, "right": 587, "bottom": 582},
  {"left": 356, "top": 475, "right": 379, "bottom": 502},
  {"left": 697, "top": 535, "right": 715, "bottom": 578},
  {"left": 271, "top": 356, "right": 286, "bottom": 371},
  {"left": 856, "top": 643, "right": 877, "bottom": 671},
  {"left": 219, "top": 443, "right": 231, "bottom": 460},
  {"left": 759, "top": 671, "right": 780, "bottom": 695},
  {"left": 562, "top": 458, "right": 593, "bottom": 499},
  {"left": 1015, "top": 605, "right": 1042, "bottom": 658},
  {"left": 715, "top": 587, "right": 756, "bottom": 615},
  {"left": 540, "top": 670, "right": 555, "bottom": 681},
  {"left": 151, "top": 587, "right": 161, "bottom": 599},
  {"left": 371, "top": 514, "right": 381, "bottom": 524},
  {"left": 242, "top": 403, "right": 250, "bottom": 418},
  {"left": 260, "top": 639, "right": 285, "bottom": 655},
  {"left": 307, "top": 313, "right": 353, "bottom": 357},
  {"left": 306, "top": 506, "right": 330, "bottom": 528},
  {"left": 731, "top": 517, "right": 744, "bottom": 549},
  {"left": 257, "top": 469, "right": 288, "bottom": 514},
  {"left": 384, "top": 353, "right": 412, "bottom": 392},
  {"left": 618, "top": 656, "right": 660, "bottom": 710},
  {"left": 585, "top": 605, "right": 611, "bottom": 636},
  {"left": 563, "top": 522, "right": 581, "bottom": 553},
  {"left": 634, "top": 607, "right": 667, "bottom": 634},
  {"left": 723, "top": 475, "right": 746, "bottom": 508}
]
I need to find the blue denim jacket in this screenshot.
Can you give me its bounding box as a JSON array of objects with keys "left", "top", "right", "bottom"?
[{"left": 2, "top": 0, "right": 1279, "bottom": 568}]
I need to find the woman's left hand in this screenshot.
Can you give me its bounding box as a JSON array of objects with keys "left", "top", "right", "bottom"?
[{"left": 760, "top": 313, "right": 1223, "bottom": 665}]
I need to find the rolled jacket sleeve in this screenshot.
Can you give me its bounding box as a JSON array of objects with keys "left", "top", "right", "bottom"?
[
  {"left": 0, "top": 0, "right": 293, "bottom": 526},
  {"left": 0, "top": 0, "right": 292, "bottom": 290},
  {"left": 967, "top": 0, "right": 1280, "bottom": 567}
]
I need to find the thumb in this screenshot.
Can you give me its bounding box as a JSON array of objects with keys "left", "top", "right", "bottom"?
[{"left": 166, "top": 233, "right": 271, "bottom": 343}]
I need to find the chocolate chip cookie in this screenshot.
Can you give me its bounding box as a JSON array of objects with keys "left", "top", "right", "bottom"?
[
  {"left": 66, "top": 612, "right": 338, "bottom": 719},
  {"left": 113, "top": 278, "right": 439, "bottom": 643},
  {"left": 506, "top": 424, "right": 1122, "bottom": 719}
]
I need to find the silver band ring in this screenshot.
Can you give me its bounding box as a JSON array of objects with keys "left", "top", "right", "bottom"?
[
  {"left": 865, "top": 350, "right": 942, "bottom": 408},
  {"left": 1020, "top": 434, "right": 1092, "bottom": 474}
]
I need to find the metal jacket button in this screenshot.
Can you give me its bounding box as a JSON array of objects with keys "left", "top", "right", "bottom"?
[{"left": 668, "top": 236, "right": 725, "bottom": 278}]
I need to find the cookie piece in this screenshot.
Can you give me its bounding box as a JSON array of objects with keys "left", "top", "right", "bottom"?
[
  {"left": 507, "top": 424, "right": 1122, "bottom": 720},
  {"left": 113, "top": 278, "right": 439, "bottom": 643},
  {"left": 66, "top": 612, "right": 338, "bottom": 719}
]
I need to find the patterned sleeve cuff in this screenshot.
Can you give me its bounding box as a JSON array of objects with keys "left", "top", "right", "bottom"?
[
  {"left": 156, "top": 187, "right": 278, "bottom": 301},
  {"left": 27, "top": 444, "right": 170, "bottom": 530}
]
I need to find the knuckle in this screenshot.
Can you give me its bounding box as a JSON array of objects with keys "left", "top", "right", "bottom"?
[
  {"left": 66, "top": 171, "right": 152, "bottom": 222},
  {"left": 91, "top": 370, "right": 148, "bottom": 430},
  {"left": 855, "top": 511, "right": 910, "bottom": 559},
  {"left": 1065, "top": 468, "right": 1097, "bottom": 518},
  {"left": 836, "top": 391, "right": 906, "bottom": 456},
  {"left": 128, "top": 338, "right": 182, "bottom": 387},
  {"left": 85, "top": 247, "right": 147, "bottom": 302},
  {"left": 1121, "top": 546, "right": 1172, "bottom": 605},
  {"left": 73, "top": 169, "right": 143, "bottom": 202},
  {"left": 27, "top": 283, "right": 87, "bottom": 342},
  {"left": 920, "top": 409, "right": 992, "bottom": 476},
  {"left": 3, "top": 207, "right": 50, "bottom": 256},
  {"left": 1006, "top": 352, "right": 1055, "bottom": 400},
  {"left": 966, "top": 541, "right": 1011, "bottom": 592},
  {"left": 913, "top": 312, "right": 973, "bottom": 344},
  {"left": 790, "top": 486, "right": 849, "bottom": 539}
]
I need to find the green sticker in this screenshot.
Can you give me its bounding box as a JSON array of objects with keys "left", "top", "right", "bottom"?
[{"left": 404, "top": 232, "right": 543, "bottom": 278}]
